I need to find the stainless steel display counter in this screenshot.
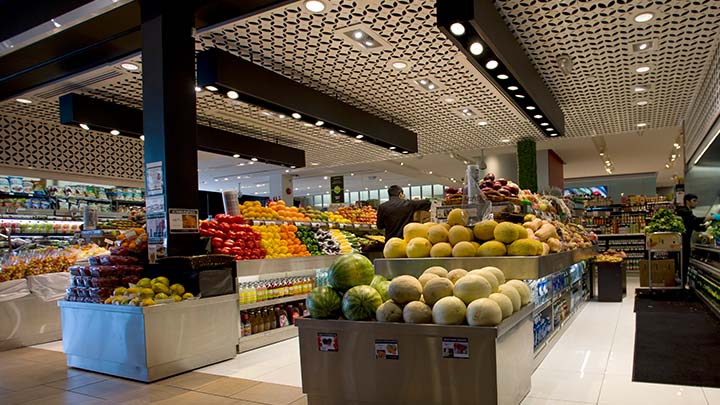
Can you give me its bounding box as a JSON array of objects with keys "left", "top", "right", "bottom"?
[
  {"left": 295, "top": 304, "right": 534, "bottom": 405},
  {"left": 0, "top": 294, "right": 62, "bottom": 351},
  {"left": 374, "top": 252, "right": 575, "bottom": 280},
  {"left": 236, "top": 255, "right": 339, "bottom": 277},
  {"left": 59, "top": 294, "right": 238, "bottom": 382}
]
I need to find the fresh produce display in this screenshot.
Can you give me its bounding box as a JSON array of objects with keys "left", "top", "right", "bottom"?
[
  {"left": 1, "top": 220, "right": 81, "bottom": 234},
  {"left": 0, "top": 249, "right": 76, "bottom": 282},
  {"left": 97, "top": 219, "right": 142, "bottom": 230},
  {"left": 267, "top": 200, "right": 311, "bottom": 221},
  {"left": 255, "top": 224, "right": 309, "bottom": 258},
  {"left": 306, "top": 255, "right": 530, "bottom": 328},
  {"left": 337, "top": 206, "right": 377, "bottom": 224},
  {"left": 102, "top": 276, "right": 193, "bottom": 307},
  {"left": 326, "top": 229, "right": 350, "bottom": 254},
  {"left": 644, "top": 208, "right": 686, "bottom": 234},
  {"left": 201, "top": 215, "right": 265, "bottom": 260},
  {"left": 240, "top": 201, "right": 281, "bottom": 221},
  {"left": 296, "top": 227, "right": 322, "bottom": 255},
  {"left": 479, "top": 172, "right": 521, "bottom": 202},
  {"left": 299, "top": 206, "right": 350, "bottom": 223},
  {"left": 115, "top": 228, "right": 149, "bottom": 255}
]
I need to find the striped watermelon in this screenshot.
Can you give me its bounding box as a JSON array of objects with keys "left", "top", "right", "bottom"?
[{"left": 342, "top": 285, "right": 382, "bottom": 321}]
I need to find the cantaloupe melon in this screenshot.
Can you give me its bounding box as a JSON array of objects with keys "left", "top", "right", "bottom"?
[
  {"left": 427, "top": 225, "right": 450, "bottom": 244},
  {"left": 506, "top": 279, "right": 531, "bottom": 306},
  {"left": 423, "top": 277, "right": 454, "bottom": 307},
  {"left": 418, "top": 273, "right": 439, "bottom": 287},
  {"left": 452, "top": 241, "right": 476, "bottom": 257},
  {"left": 447, "top": 268, "right": 468, "bottom": 284},
  {"left": 489, "top": 293, "right": 513, "bottom": 319},
  {"left": 453, "top": 275, "right": 492, "bottom": 304},
  {"left": 477, "top": 240, "right": 507, "bottom": 257},
  {"left": 447, "top": 208, "right": 467, "bottom": 226},
  {"left": 403, "top": 223, "right": 428, "bottom": 241},
  {"left": 403, "top": 301, "right": 433, "bottom": 323},
  {"left": 466, "top": 298, "right": 502, "bottom": 326},
  {"left": 423, "top": 266, "right": 448, "bottom": 278},
  {"left": 468, "top": 268, "right": 499, "bottom": 292},
  {"left": 376, "top": 300, "right": 403, "bottom": 322},
  {"left": 383, "top": 238, "right": 407, "bottom": 258},
  {"left": 432, "top": 296, "right": 467, "bottom": 325},
  {"left": 498, "top": 284, "right": 521, "bottom": 312},
  {"left": 481, "top": 266, "right": 506, "bottom": 284},
  {"left": 388, "top": 275, "right": 422, "bottom": 305},
  {"left": 448, "top": 225, "right": 473, "bottom": 246},
  {"left": 406, "top": 237, "right": 432, "bottom": 258},
  {"left": 473, "top": 220, "right": 498, "bottom": 241}
]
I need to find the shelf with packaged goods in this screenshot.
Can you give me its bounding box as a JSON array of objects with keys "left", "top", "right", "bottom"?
[
  {"left": 238, "top": 294, "right": 308, "bottom": 312},
  {"left": 690, "top": 258, "right": 720, "bottom": 280},
  {"left": 693, "top": 245, "right": 720, "bottom": 255},
  {"left": 238, "top": 325, "right": 298, "bottom": 353},
  {"left": 533, "top": 299, "right": 552, "bottom": 315},
  {"left": 112, "top": 200, "right": 145, "bottom": 205},
  {"left": 7, "top": 233, "right": 78, "bottom": 237}
]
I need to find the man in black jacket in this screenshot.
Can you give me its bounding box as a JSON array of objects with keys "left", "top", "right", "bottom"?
[
  {"left": 377, "top": 185, "right": 432, "bottom": 240},
  {"left": 676, "top": 194, "right": 706, "bottom": 287}
]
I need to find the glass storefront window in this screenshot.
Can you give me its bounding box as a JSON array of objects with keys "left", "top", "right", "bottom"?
[
  {"left": 422, "top": 185, "right": 432, "bottom": 198},
  {"left": 433, "top": 184, "right": 445, "bottom": 198}
]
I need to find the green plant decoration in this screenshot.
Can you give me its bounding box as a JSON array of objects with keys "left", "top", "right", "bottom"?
[{"left": 517, "top": 138, "right": 537, "bottom": 192}]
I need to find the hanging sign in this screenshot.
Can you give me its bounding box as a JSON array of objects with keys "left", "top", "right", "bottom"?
[{"left": 331, "top": 176, "right": 345, "bottom": 203}]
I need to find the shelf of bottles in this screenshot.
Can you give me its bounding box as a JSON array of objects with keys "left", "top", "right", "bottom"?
[{"left": 597, "top": 234, "right": 646, "bottom": 273}]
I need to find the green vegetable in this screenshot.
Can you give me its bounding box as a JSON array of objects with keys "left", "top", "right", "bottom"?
[{"left": 645, "top": 208, "right": 686, "bottom": 234}]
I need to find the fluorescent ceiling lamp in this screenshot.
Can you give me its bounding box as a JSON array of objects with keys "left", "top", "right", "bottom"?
[
  {"left": 634, "top": 12, "right": 654, "bottom": 23},
  {"left": 450, "top": 23, "right": 465, "bottom": 36},
  {"left": 303, "top": 0, "right": 326, "bottom": 13}
]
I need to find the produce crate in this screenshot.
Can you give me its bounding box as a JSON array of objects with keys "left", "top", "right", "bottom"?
[
  {"left": 295, "top": 304, "right": 533, "bottom": 405},
  {"left": 58, "top": 294, "right": 238, "bottom": 382}
]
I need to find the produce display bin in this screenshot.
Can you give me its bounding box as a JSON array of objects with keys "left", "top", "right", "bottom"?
[
  {"left": 596, "top": 262, "right": 624, "bottom": 302},
  {"left": 58, "top": 294, "right": 238, "bottom": 382},
  {"left": 0, "top": 294, "right": 62, "bottom": 351},
  {"left": 374, "top": 252, "right": 577, "bottom": 280},
  {"left": 295, "top": 304, "right": 533, "bottom": 405}
]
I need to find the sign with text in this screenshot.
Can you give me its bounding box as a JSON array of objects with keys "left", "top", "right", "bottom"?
[
  {"left": 330, "top": 176, "right": 345, "bottom": 203},
  {"left": 442, "top": 337, "right": 469, "bottom": 359},
  {"left": 168, "top": 208, "right": 199, "bottom": 233},
  {"left": 375, "top": 339, "right": 399, "bottom": 360}
]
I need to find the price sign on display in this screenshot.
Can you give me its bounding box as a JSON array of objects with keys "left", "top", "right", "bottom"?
[
  {"left": 375, "top": 339, "right": 399, "bottom": 360},
  {"left": 318, "top": 333, "right": 338, "bottom": 352},
  {"left": 442, "top": 337, "right": 469, "bottom": 359}
]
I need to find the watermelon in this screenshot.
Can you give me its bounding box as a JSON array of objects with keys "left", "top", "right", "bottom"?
[
  {"left": 373, "top": 280, "right": 390, "bottom": 302},
  {"left": 306, "top": 286, "right": 342, "bottom": 319},
  {"left": 342, "top": 285, "right": 383, "bottom": 321},
  {"left": 327, "top": 253, "right": 374, "bottom": 292},
  {"left": 370, "top": 274, "right": 387, "bottom": 289}
]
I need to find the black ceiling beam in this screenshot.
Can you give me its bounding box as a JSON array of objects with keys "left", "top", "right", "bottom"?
[
  {"left": 0, "top": 0, "right": 294, "bottom": 101},
  {"left": 197, "top": 48, "right": 419, "bottom": 154},
  {"left": 0, "top": 0, "right": 93, "bottom": 42},
  {"left": 436, "top": 0, "right": 565, "bottom": 137},
  {"left": 59, "top": 93, "right": 305, "bottom": 168}
]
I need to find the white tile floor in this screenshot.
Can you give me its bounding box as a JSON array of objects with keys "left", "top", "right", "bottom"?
[{"left": 31, "top": 276, "right": 720, "bottom": 404}]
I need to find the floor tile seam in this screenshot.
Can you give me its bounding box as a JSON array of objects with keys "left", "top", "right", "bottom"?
[
  {"left": 195, "top": 380, "right": 264, "bottom": 398},
  {"left": 700, "top": 387, "right": 711, "bottom": 405},
  {"left": 56, "top": 386, "right": 107, "bottom": 401},
  {"left": 525, "top": 396, "right": 596, "bottom": 405},
  {"left": 596, "top": 298, "right": 628, "bottom": 404}
]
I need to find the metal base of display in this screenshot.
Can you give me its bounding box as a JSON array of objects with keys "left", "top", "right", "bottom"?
[
  {"left": 238, "top": 326, "right": 298, "bottom": 353},
  {"left": 0, "top": 295, "right": 62, "bottom": 351},
  {"left": 59, "top": 294, "right": 239, "bottom": 382},
  {"left": 296, "top": 305, "right": 533, "bottom": 405},
  {"left": 533, "top": 300, "right": 587, "bottom": 369}
]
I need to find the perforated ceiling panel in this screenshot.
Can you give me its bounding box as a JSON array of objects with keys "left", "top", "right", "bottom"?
[
  {"left": 1, "top": 0, "right": 720, "bottom": 175},
  {"left": 684, "top": 44, "right": 720, "bottom": 163},
  {"left": 494, "top": 0, "right": 720, "bottom": 137}
]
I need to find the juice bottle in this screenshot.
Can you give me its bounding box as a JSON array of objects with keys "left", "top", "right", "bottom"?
[
  {"left": 263, "top": 308, "right": 272, "bottom": 331},
  {"left": 250, "top": 311, "right": 259, "bottom": 334},
  {"left": 248, "top": 283, "right": 257, "bottom": 303}
]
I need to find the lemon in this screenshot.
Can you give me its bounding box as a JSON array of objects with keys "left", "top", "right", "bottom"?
[
  {"left": 137, "top": 278, "right": 152, "bottom": 288},
  {"left": 169, "top": 283, "right": 185, "bottom": 296},
  {"left": 182, "top": 292, "right": 194, "bottom": 300}
]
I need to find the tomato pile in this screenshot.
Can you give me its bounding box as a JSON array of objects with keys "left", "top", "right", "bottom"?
[{"left": 200, "top": 214, "right": 266, "bottom": 260}]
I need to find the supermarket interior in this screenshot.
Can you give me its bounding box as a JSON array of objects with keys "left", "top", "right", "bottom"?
[{"left": 1, "top": 0, "right": 719, "bottom": 404}]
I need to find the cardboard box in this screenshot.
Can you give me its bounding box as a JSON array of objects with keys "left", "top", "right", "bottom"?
[{"left": 639, "top": 259, "right": 676, "bottom": 287}]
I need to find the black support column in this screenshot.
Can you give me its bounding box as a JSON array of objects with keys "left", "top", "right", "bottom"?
[{"left": 141, "top": 0, "right": 200, "bottom": 258}]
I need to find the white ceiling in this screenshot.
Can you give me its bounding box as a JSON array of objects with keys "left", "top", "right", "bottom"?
[{"left": 2, "top": 0, "right": 718, "bottom": 192}]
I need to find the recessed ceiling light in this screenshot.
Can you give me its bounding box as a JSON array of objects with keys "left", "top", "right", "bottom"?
[
  {"left": 350, "top": 173, "right": 355, "bottom": 176},
  {"left": 400, "top": 162, "right": 405, "bottom": 166},
  {"left": 428, "top": 84, "right": 436, "bottom": 90},
  {"left": 364, "top": 40, "right": 375, "bottom": 47},
  {"left": 292, "top": 112, "right": 302, "bottom": 119},
  {"left": 665, "top": 163, "right": 671, "bottom": 169},
  {"left": 497, "top": 74, "right": 509, "bottom": 80},
  {"left": 315, "top": 121, "right": 324, "bottom": 126},
  {"left": 526, "top": 106, "right": 536, "bottom": 110},
  {"left": 323, "top": 176, "right": 328, "bottom": 180},
  {"left": 450, "top": 23, "right": 465, "bottom": 36},
  {"left": 205, "top": 85, "right": 218, "bottom": 92},
  {"left": 110, "top": 129, "right": 120, "bottom": 136},
  {"left": 428, "top": 171, "right": 433, "bottom": 175},
  {"left": 79, "top": 123, "right": 90, "bottom": 130},
  {"left": 391, "top": 61, "right": 408, "bottom": 70},
  {"left": 356, "top": 134, "right": 364, "bottom": 139},
  {"left": 486, "top": 60, "right": 499, "bottom": 70},
  {"left": 319, "top": 185, "right": 323, "bottom": 188},
  {"left": 599, "top": 152, "right": 605, "bottom": 156},
  {"left": 501, "top": 139, "right": 510, "bottom": 143},
  {"left": 303, "top": 0, "right": 326, "bottom": 13},
  {"left": 214, "top": 179, "right": 219, "bottom": 182},
  {"left": 139, "top": 135, "right": 145, "bottom": 141},
  {"left": 120, "top": 63, "right": 139, "bottom": 71},
  {"left": 634, "top": 12, "right": 654, "bottom": 23},
  {"left": 353, "top": 31, "right": 364, "bottom": 40},
  {"left": 533, "top": 114, "right": 543, "bottom": 119},
  {"left": 278, "top": 114, "right": 286, "bottom": 119},
  {"left": 227, "top": 90, "right": 239, "bottom": 99},
  {"left": 15, "top": 98, "right": 32, "bottom": 104},
  {"left": 290, "top": 165, "right": 296, "bottom": 169},
  {"left": 514, "top": 94, "right": 525, "bottom": 98},
  {"left": 223, "top": 177, "right": 228, "bottom": 181},
  {"left": 550, "top": 133, "right": 558, "bottom": 137},
  {"left": 635, "top": 66, "right": 651, "bottom": 73},
  {"left": 248, "top": 161, "right": 255, "bottom": 165},
  {"left": 419, "top": 79, "right": 427, "bottom": 85},
  {"left": 233, "top": 154, "right": 240, "bottom": 158},
  {"left": 237, "top": 163, "right": 245, "bottom": 166},
  {"left": 443, "top": 97, "right": 455, "bottom": 103},
  {"left": 251, "top": 157, "right": 258, "bottom": 162},
  {"left": 303, "top": 123, "right": 314, "bottom": 127},
  {"left": 507, "top": 86, "right": 519, "bottom": 91},
  {"left": 402, "top": 151, "right": 409, "bottom": 154},
  {"left": 194, "top": 86, "right": 202, "bottom": 92},
  {"left": 389, "top": 146, "right": 396, "bottom": 150},
  {"left": 478, "top": 120, "right": 488, "bottom": 126},
  {"left": 311, "top": 162, "right": 319, "bottom": 166},
  {"left": 637, "top": 123, "right": 647, "bottom": 127},
  {"left": 674, "top": 142, "right": 681, "bottom": 149},
  {"left": 541, "top": 122, "right": 549, "bottom": 126},
  {"left": 469, "top": 42, "right": 484, "bottom": 55},
  {"left": 636, "top": 100, "right": 649, "bottom": 106},
  {"left": 634, "top": 85, "right": 648, "bottom": 92}
]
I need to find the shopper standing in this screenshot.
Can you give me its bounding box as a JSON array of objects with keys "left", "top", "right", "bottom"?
[
  {"left": 676, "top": 194, "right": 706, "bottom": 287},
  {"left": 377, "top": 185, "right": 431, "bottom": 240}
]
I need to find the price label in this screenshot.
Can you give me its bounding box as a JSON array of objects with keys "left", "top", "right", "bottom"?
[
  {"left": 311, "top": 222, "right": 321, "bottom": 228},
  {"left": 353, "top": 223, "right": 360, "bottom": 229}
]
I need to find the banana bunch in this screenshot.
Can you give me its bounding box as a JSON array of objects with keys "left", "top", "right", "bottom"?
[{"left": 329, "top": 229, "right": 353, "bottom": 254}]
